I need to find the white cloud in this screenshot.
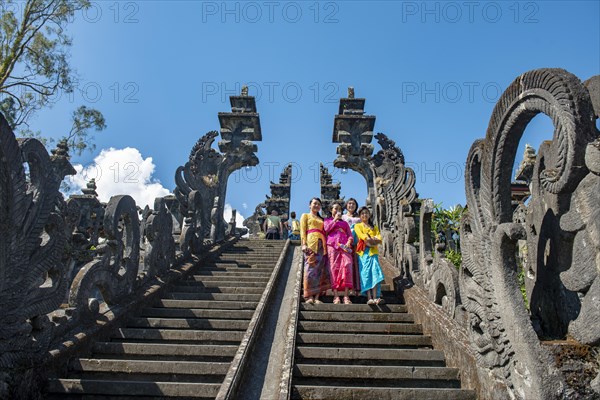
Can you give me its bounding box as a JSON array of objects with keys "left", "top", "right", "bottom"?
[
  {"left": 65, "top": 149, "right": 248, "bottom": 235},
  {"left": 223, "top": 203, "right": 246, "bottom": 228},
  {"left": 65, "top": 147, "right": 171, "bottom": 209}
]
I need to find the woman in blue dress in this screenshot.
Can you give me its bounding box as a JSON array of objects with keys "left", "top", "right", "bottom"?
[{"left": 354, "top": 207, "right": 385, "bottom": 305}]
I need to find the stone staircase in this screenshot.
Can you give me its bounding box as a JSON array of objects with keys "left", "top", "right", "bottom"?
[
  {"left": 291, "top": 289, "right": 477, "bottom": 400},
  {"left": 45, "top": 239, "right": 287, "bottom": 399}
]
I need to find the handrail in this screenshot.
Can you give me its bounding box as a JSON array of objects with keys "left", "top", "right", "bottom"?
[
  {"left": 216, "top": 239, "right": 291, "bottom": 400},
  {"left": 278, "top": 245, "right": 303, "bottom": 400}
]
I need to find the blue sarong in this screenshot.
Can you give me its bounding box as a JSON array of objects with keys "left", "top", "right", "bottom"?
[{"left": 358, "top": 248, "right": 384, "bottom": 296}]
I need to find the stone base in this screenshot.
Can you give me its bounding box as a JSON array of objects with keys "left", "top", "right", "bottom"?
[{"left": 403, "top": 284, "right": 513, "bottom": 400}]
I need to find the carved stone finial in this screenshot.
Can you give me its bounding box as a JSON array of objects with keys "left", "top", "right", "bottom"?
[
  {"left": 514, "top": 143, "right": 537, "bottom": 182},
  {"left": 348, "top": 87, "right": 355, "bottom": 99},
  {"left": 241, "top": 85, "right": 249, "bottom": 96},
  {"left": 82, "top": 178, "right": 98, "bottom": 197},
  {"left": 52, "top": 139, "right": 70, "bottom": 158}
]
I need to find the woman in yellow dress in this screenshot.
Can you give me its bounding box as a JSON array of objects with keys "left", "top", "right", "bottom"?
[
  {"left": 300, "top": 198, "right": 331, "bottom": 304},
  {"left": 354, "top": 207, "right": 385, "bottom": 305}
]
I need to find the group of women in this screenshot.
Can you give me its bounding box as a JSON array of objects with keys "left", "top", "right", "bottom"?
[{"left": 299, "top": 197, "right": 386, "bottom": 305}]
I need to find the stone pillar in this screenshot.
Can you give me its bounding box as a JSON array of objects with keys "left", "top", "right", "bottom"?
[
  {"left": 332, "top": 87, "right": 377, "bottom": 219},
  {"left": 215, "top": 89, "right": 262, "bottom": 241}
]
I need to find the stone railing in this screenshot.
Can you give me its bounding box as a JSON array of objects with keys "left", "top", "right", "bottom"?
[
  {"left": 332, "top": 70, "right": 600, "bottom": 400},
  {"left": 0, "top": 89, "right": 261, "bottom": 398}
]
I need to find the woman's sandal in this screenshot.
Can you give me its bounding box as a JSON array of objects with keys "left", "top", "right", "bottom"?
[
  {"left": 314, "top": 299, "right": 323, "bottom": 304},
  {"left": 367, "top": 299, "right": 375, "bottom": 305},
  {"left": 305, "top": 298, "right": 314, "bottom": 304},
  {"left": 375, "top": 298, "right": 385, "bottom": 305},
  {"left": 333, "top": 297, "right": 341, "bottom": 304},
  {"left": 343, "top": 296, "right": 352, "bottom": 305}
]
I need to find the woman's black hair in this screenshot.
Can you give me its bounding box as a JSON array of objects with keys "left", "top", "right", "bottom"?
[
  {"left": 331, "top": 201, "right": 344, "bottom": 211},
  {"left": 358, "top": 206, "right": 373, "bottom": 225},
  {"left": 345, "top": 198, "right": 359, "bottom": 217},
  {"left": 309, "top": 197, "right": 323, "bottom": 220},
  {"left": 291, "top": 211, "right": 296, "bottom": 219}
]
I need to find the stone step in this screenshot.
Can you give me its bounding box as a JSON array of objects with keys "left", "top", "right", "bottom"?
[
  {"left": 293, "top": 364, "right": 460, "bottom": 386},
  {"left": 298, "top": 321, "right": 423, "bottom": 334},
  {"left": 183, "top": 278, "right": 267, "bottom": 287},
  {"left": 200, "top": 266, "right": 274, "bottom": 273},
  {"left": 154, "top": 299, "right": 259, "bottom": 310},
  {"left": 69, "top": 358, "right": 230, "bottom": 377},
  {"left": 220, "top": 252, "right": 282, "bottom": 257},
  {"left": 320, "top": 290, "right": 398, "bottom": 305},
  {"left": 193, "top": 270, "right": 272, "bottom": 277},
  {"left": 127, "top": 317, "right": 249, "bottom": 331},
  {"left": 291, "top": 386, "right": 477, "bottom": 400},
  {"left": 170, "top": 285, "right": 265, "bottom": 294},
  {"left": 297, "top": 333, "right": 430, "bottom": 347},
  {"left": 221, "top": 249, "right": 284, "bottom": 254},
  {"left": 164, "top": 292, "right": 262, "bottom": 302},
  {"left": 219, "top": 253, "right": 281, "bottom": 259},
  {"left": 299, "top": 311, "right": 414, "bottom": 323},
  {"left": 299, "top": 303, "right": 407, "bottom": 313},
  {"left": 217, "top": 254, "right": 280, "bottom": 259},
  {"left": 139, "top": 307, "right": 254, "bottom": 320},
  {"left": 220, "top": 257, "right": 277, "bottom": 268},
  {"left": 228, "top": 242, "right": 286, "bottom": 248},
  {"left": 113, "top": 328, "right": 244, "bottom": 343},
  {"left": 47, "top": 379, "right": 221, "bottom": 398},
  {"left": 295, "top": 347, "right": 446, "bottom": 366},
  {"left": 188, "top": 275, "right": 270, "bottom": 282},
  {"left": 92, "top": 342, "right": 238, "bottom": 359}
]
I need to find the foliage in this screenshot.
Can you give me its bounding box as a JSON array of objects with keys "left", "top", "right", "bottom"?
[
  {"left": 445, "top": 249, "right": 462, "bottom": 269},
  {"left": 0, "top": 0, "right": 105, "bottom": 155},
  {"left": 431, "top": 203, "right": 464, "bottom": 235},
  {"left": 431, "top": 204, "right": 465, "bottom": 268},
  {"left": 516, "top": 247, "right": 530, "bottom": 310}
]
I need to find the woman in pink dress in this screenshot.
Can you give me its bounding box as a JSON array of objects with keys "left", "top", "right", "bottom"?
[
  {"left": 342, "top": 198, "right": 362, "bottom": 297},
  {"left": 324, "top": 202, "right": 354, "bottom": 304}
]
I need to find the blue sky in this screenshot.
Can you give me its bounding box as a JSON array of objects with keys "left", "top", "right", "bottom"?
[{"left": 28, "top": 1, "right": 599, "bottom": 219}]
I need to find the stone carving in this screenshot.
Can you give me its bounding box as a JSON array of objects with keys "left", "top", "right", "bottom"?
[
  {"left": 561, "top": 76, "right": 600, "bottom": 346},
  {"left": 69, "top": 195, "right": 140, "bottom": 321},
  {"left": 514, "top": 144, "right": 537, "bottom": 184},
  {"left": 265, "top": 164, "right": 292, "bottom": 217},
  {"left": 319, "top": 164, "right": 343, "bottom": 216},
  {"left": 244, "top": 165, "right": 292, "bottom": 236},
  {"left": 332, "top": 89, "right": 417, "bottom": 262},
  {"left": 175, "top": 89, "right": 262, "bottom": 247},
  {"left": 409, "top": 199, "right": 461, "bottom": 318},
  {"left": 175, "top": 130, "right": 221, "bottom": 250},
  {"left": 332, "top": 89, "right": 376, "bottom": 214},
  {"left": 461, "top": 69, "right": 598, "bottom": 399},
  {"left": 0, "top": 88, "right": 260, "bottom": 397},
  {"left": 372, "top": 133, "right": 417, "bottom": 258},
  {"left": 0, "top": 114, "right": 76, "bottom": 370},
  {"left": 64, "top": 179, "right": 105, "bottom": 287},
  {"left": 243, "top": 202, "right": 267, "bottom": 238},
  {"left": 141, "top": 197, "right": 176, "bottom": 277}
]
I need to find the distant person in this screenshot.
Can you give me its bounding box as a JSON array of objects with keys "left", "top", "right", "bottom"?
[
  {"left": 300, "top": 198, "right": 330, "bottom": 304},
  {"left": 289, "top": 211, "right": 300, "bottom": 240},
  {"left": 324, "top": 202, "right": 354, "bottom": 304},
  {"left": 354, "top": 207, "right": 385, "bottom": 305},
  {"left": 263, "top": 209, "right": 283, "bottom": 240},
  {"left": 343, "top": 198, "right": 362, "bottom": 296}
]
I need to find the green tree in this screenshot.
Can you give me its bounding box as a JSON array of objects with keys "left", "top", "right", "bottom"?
[
  {"left": 431, "top": 203, "right": 465, "bottom": 268},
  {"left": 0, "top": 0, "right": 105, "bottom": 155}
]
